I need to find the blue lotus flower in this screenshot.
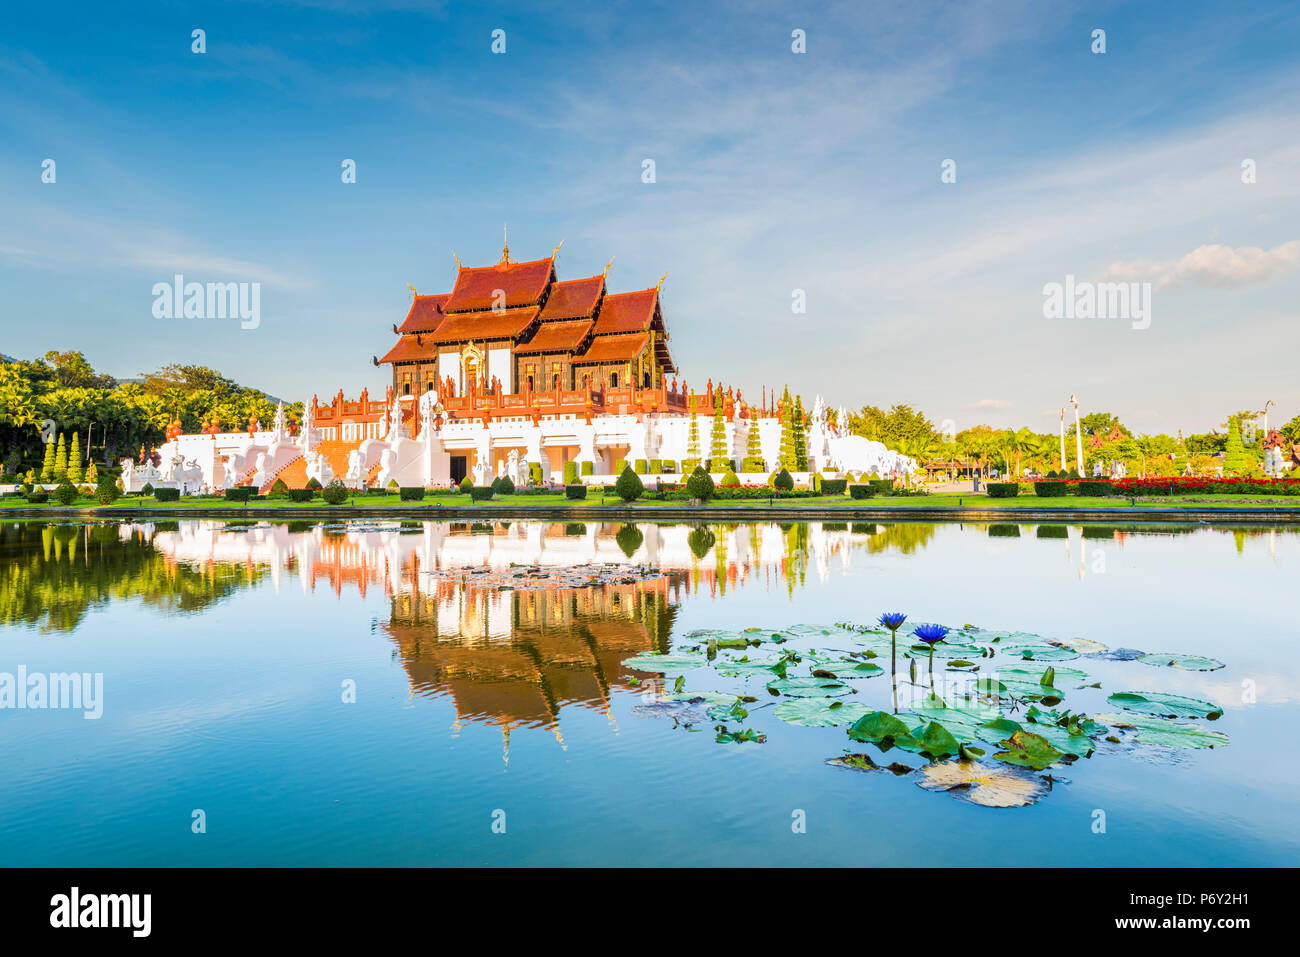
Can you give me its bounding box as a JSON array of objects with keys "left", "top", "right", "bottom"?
[
  {"left": 879, "top": 612, "right": 908, "bottom": 630},
  {"left": 913, "top": 623, "right": 950, "bottom": 645}
]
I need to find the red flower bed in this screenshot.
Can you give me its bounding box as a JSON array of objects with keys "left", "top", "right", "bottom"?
[{"left": 1110, "top": 476, "right": 1300, "bottom": 496}]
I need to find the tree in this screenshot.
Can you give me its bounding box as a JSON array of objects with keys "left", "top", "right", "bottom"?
[
  {"left": 778, "top": 387, "right": 798, "bottom": 470},
  {"left": 66, "top": 432, "right": 83, "bottom": 483},
  {"left": 1279, "top": 414, "right": 1300, "bottom": 444},
  {"left": 685, "top": 392, "right": 701, "bottom": 468},
  {"left": 40, "top": 434, "right": 57, "bottom": 482},
  {"left": 1222, "top": 416, "right": 1255, "bottom": 476},
  {"left": 43, "top": 350, "right": 115, "bottom": 389},
  {"left": 743, "top": 412, "right": 764, "bottom": 471},
  {"left": 793, "top": 395, "right": 808, "bottom": 471},
  {"left": 53, "top": 433, "right": 68, "bottom": 481},
  {"left": 614, "top": 466, "right": 645, "bottom": 502}
]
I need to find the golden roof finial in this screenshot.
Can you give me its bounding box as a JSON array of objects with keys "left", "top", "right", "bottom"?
[
  {"left": 451, "top": 250, "right": 462, "bottom": 269},
  {"left": 656, "top": 271, "right": 668, "bottom": 292},
  {"left": 407, "top": 284, "right": 418, "bottom": 299},
  {"left": 501, "top": 223, "right": 511, "bottom": 264},
  {"left": 551, "top": 239, "right": 564, "bottom": 259},
  {"left": 602, "top": 256, "right": 615, "bottom": 278}
]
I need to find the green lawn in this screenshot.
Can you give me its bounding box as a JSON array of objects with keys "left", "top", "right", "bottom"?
[{"left": 4, "top": 490, "right": 1300, "bottom": 511}]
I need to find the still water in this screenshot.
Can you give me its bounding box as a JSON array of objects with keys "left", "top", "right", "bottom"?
[{"left": 0, "top": 518, "right": 1295, "bottom": 866}]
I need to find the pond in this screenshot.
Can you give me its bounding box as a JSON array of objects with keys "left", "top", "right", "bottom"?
[{"left": 0, "top": 517, "right": 1294, "bottom": 866}]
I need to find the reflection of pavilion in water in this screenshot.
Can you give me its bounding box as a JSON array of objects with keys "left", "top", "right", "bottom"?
[{"left": 386, "top": 575, "right": 679, "bottom": 758}]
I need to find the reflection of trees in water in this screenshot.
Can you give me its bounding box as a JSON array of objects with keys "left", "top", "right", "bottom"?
[
  {"left": 0, "top": 522, "right": 264, "bottom": 633},
  {"left": 863, "top": 523, "right": 936, "bottom": 556}
]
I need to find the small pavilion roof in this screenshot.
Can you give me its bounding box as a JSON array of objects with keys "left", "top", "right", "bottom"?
[
  {"left": 592, "top": 288, "right": 657, "bottom": 335},
  {"left": 396, "top": 294, "right": 449, "bottom": 334},
  {"left": 539, "top": 276, "right": 604, "bottom": 320},
  {"left": 378, "top": 335, "right": 438, "bottom": 364},
  {"left": 443, "top": 257, "right": 554, "bottom": 313},
  {"left": 515, "top": 319, "right": 593, "bottom": 356},
  {"left": 427, "top": 305, "right": 540, "bottom": 344},
  {"left": 572, "top": 332, "right": 649, "bottom": 365}
]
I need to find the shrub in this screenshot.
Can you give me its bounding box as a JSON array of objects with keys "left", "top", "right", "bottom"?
[
  {"left": 868, "top": 478, "right": 894, "bottom": 494},
  {"left": 648, "top": 459, "right": 662, "bottom": 474},
  {"left": 26, "top": 490, "right": 49, "bottom": 504},
  {"left": 634, "top": 459, "right": 648, "bottom": 474},
  {"left": 1075, "top": 480, "right": 1113, "bottom": 497},
  {"left": 495, "top": 475, "right": 516, "bottom": 495},
  {"left": 154, "top": 487, "right": 181, "bottom": 502},
  {"left": 96, "top": 477, "right": 119, "bottom": 505},
  {"left": 614, "top": 467, "right": 645, "bottom": 502},
  {"left": 772, "top": 468, "right": 794, "bottom": 491},
  {"left": 469, "top": 485, "right": 495, "bottom": 501},
  {"left": 742, "top": 457, "right": 765, "bottom": 473},
  {"left": 529, "top": 463, "right": 543, "bottom": 485},
  {"left": 986, "top": 482, "right": 1019, "bottom": 498},
  {"left": 563, "top": 461, "right": 579, "bottom": 485},
  {"left": 224, "top": 486, "right": 255, "bottom": 502},
  {"left": 687, "top": 525, "right": 716, "bottom": 559},
  {"left": 612, "top": 458, "right": 627, "bottom": 474},
  {"left": 1045, "top": 470, "right": 1059, "bottom": 480},
  {"left": 581, "top": 461, "right": 593, "bottom": 476},
  {"left": 306, "top": 477, "right": 323, "bottom": 491},
  {"left": 141, "top": 482, "right": 155, "bottom": 497},
  {"left": 565, "top": 484, "right": 587, "bottom": 500},
  {"left": 719, "top": 468, "right": 741, "bottom": 487},
  {"left": 1066, "top": 468, "right": 1081, "bottom": 480},
  {"left": 685, "top": 466, "right": 715, "bottom": 502},
  {"left": 849, "top": 484, "right": 874, "bottom": 499},
  {"left": 1034, "top": 481, "right": 1070, "bottom": 498},
  {"left": 272, "top": 478, "right": 288, "bottom": 492},
  {"left": 399, "top": 487, "right": 426, "bottom": 501},
  {"left": 287, "top": 488, "right": 315, "bottom": 502},
  {"left": 459, "top": 475, "right": 473, "bottom": 493},
  {"left": 821, "top": 478, "right": 848, "bottom": 495},
  {"left": 660, "top": 460, "right": 676, "bottom": 474},
  {"left": 322, "top": 479, "right": 349, "bottom": 505}
]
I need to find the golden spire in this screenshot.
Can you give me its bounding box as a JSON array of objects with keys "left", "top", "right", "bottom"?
[
  {"left": 602, "top": 256, "right": 615, "bottom": 278},
  {"left": 551, "top": 239, "right": 564, "bottom": 259},
  {"left": 451, "top": 250, "right": 462, "bottom": 269},
  {"left": 656, "top": 271, "right": 668, "bottom": 292}
]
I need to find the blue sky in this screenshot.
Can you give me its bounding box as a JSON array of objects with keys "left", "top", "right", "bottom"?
[{"left": 3, "top": 0, "right": 1298, "bottom": 435}]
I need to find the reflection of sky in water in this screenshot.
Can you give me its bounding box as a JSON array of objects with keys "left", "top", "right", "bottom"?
[{"left": 0, "top": 519, "right": 1296, "bottom": 866}]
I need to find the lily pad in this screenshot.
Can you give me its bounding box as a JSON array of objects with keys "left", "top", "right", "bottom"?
[
  {"left": 1107, "top": 691, "right": 1223, "bottom": 720},
  {"left": 1137, "top": 653, "right": 1225, "bottom": 672},
  {"left": 1049, "top": 636, "right": 1109, "bottom": 655},
  {"left": 826, "top": 753, "right": 914, "bottom": 775},
  {"left": 816, "top": 658, "right": 885, "bottom": 678},
  {"left": 846, "top": 710, "right": 914, "bottom": 745},
  {"left": 714, "top": 656, "right": 787, "bottom": 677},
  {"left": 774, "top": 698, "right": 872, "bottom": 727},
  {"left": 1093, "top": 713, "right": 1230, "bottom": 749},
  {"left": 894, "top": 721, "right": 961, "bottom": 760},
  {"left": 994, "top": 730, "right": 1069, "bottom": 770},
  {"left": 917, "top": 760, "right": 1051, "bottom": 808},
  {"left": 766, "top": 676, "right": 852, "bottom": 697},
  {"left": 621, "top": 652, "right": 706, "bottom": 675}
]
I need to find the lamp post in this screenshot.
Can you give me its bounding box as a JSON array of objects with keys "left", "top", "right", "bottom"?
[
  {"left": 1071, "top": 395, "right": 1084, "bottom": 476},
  {"left": 1059, "top": 408, "right": 1067, "bottom": 472},
  {"left": 1263, "top": 399, "right": 1274, "bottom": 436}
]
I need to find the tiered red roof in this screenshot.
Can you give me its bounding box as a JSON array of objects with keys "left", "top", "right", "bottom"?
[
  {"left": 515, "top": 319, "right": 594, "bottom": 355},
  {"left": 396, "top": 294, "right": 449, "bottom": 334},
  {"left": 592, "top": 288, "right": 657, "bottom": 335},
  {"left": 539, "top": 276, "right": 604, "bottom": 320},
  {"left": 443, "top": 257, "right": 554, "bottom": 313},
  {"left": 378, "top": 335, "right": 438, "bottom": 364},
  {"left": 573, "top": 332, "right": 649, "bottom": 364}
]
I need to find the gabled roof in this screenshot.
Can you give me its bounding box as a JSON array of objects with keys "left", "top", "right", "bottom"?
[
  {"left": 592, "top": 288, "right": 657, "bottom": 336},
  {"left": 428, "top": 306, "right": 540, "bottom": 344},
  {"left": 443, "top": 257, "right": 554, "bottom": 313},
  {"left": 539, "top": 276, "right": 604, "bottom": 320},
  {"left": 397, "top": 294, "right": 449, "bottom": 334},
  {"left": 515, "top": 319, "right": 593, "bottom": 356},
  {"left": 378, "top": 335, "right": 438, "bottom": 364},
  {"left": 572, "top": 332, "right": 649, "bottom": 365}
]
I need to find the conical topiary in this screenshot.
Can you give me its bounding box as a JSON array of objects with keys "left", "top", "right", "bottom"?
[{"left": 66, "top": 433, "right": 83, "bottom": 484}]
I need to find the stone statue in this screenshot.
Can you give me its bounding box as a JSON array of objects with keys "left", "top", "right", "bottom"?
[{"left": 345, "top": 448, "right": 366, "bottom": 488}]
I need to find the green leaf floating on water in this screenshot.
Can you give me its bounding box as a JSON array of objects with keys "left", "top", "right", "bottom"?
[
  {"left": 816, "top": 658, "right": 885, "bottom": 678},
  {"left": 917, "top": 760, "right": 1051, "bottom": 808},
  {"left": 775, "top": 698, "right": 872, "bottom": 727},
  {"left": 1137, "top": 653, "right": 1225, "bottom": 672},
  {"left": 620, "top": 652, "right": 707, "bottom": 674},
  {"left": 994, "top": 730, "right": 1069, "bottom": 770},
  {"left": 846, "top": 710, "right": 913, "bottom": 745},
  {"left": 894, "top": 721, "right": 962, "bottom": 760},
  {"left": 766, "top": 677, "right": 853, "bottom": 697},
  {"left": 1092, "top": 713, "right": 1229, "bottom": 749},
  {"left": 714, "top": 656, "right": 787, "bottom": 677},
  {"left": 826, "top": 753, "right": 914, "bottom": 775},
  {"left": 1107, "top": 691, "right": 1224, "bottom": 720}
]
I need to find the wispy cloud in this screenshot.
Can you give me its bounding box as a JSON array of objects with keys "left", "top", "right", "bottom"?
[{"left": 1103, "top": 240, "right": 1300, "bottom": 290}]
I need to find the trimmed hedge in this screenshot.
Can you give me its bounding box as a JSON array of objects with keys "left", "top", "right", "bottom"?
[
  {"left": 614, "top": 467, "right": 645, "bottom": 502},
  {"left": 660, "top": 460, "right": 676, "bottom": 474},
  {"left": 529, "top": 463, "right": 543, "bottom": 485},
  {"left": 612, "top": 459, "right": 627, "bottom": 474},
  {"left": 459, "top": 476, "right": 473, "bottom": 493},
  {"left": 1034, "top": 481, "right": 1070, "bottom": 497},
  {"left": 305, "top": 477, "right": 323, "bottom": 491},
  {"left": 849, "top": 484, "right": 874, "bottom": 499},
  {"left": 26, "top": 490, "right": 49, "bottom": 503},
  {"left": 287, "top": 488, "right": 315, "bottom": 502},
  {"left": 469, "top": 485, "right": 495, "bottom": 501},
  {"left": 719, "top": 468, "right": 741, "bottom": 487},
  {"left": 1075, "top": 480, "right": 1113, "bottom": 496},
  {"left": 868, "top": 478, "right": 894, "bottom": 493},
  {"left": 685, "top": 467, "right": 715, "bottom": 502},
  {"left": 563, "top": 461, "right": 579, "bottom": 485},
  {"left": 493, "top": 475, "right": 516, "bottom": 495},
  {"left": 154, "top": 487, "right": 181, "bottom": 502},
  {"left": 986, "top": 482, "right": 1019, "bottom": 498},
  {"left": 821, "top": 478, "right": 848, "bottom": 495},
  {"left": 565, "top": 484, "right": 587, "bottom": 500},
  {"left": 634, "top": 459, "right": 648, "bottom": 474},
  {"left": 224, "top": 486, "right": 255, "bottom": 501},
  {"left": 772, "top": 469, "right": 794, "bottom": 491},
  {"left": 648, "top": 458, "right": 662, "bottom": 474},
  {"left": 580, "top": 461, "right": 593, "bottom": 476},
  {"left": 399, "top": 487, "right": 426, "bottom": 501},
  {"left": 741, "top": 457, "right": 765, "bottom": 473}
]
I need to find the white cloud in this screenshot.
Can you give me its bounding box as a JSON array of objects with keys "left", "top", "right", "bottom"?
[
  {"left": 1103, "top": 240, "right": 1300, "bottom": 289},
  {"left": 969, "top": 398, "right": 1012, "bottom": 409}
]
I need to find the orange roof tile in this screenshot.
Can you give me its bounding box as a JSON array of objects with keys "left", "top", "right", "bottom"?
[
  {"left": 515, "top": 319, "right": 593, "bottom": 355},
  {"left": 378, "top": 335, "right": 438, "bottom": 364},
  {"left": 443, "top": 258, "right": 553, "bottom": 313},
  {"left": 397, "top": 294, "right": 449, "bottom": 334},
  {"left": 593, "top": 288, "right": 657, "bottom": 335},
  {"left": 428, "top": 305, "right": 540, "bottom": 344},
  {"left": 539, "top": 276, "right": 604, "bottom": 320},
  {"left": 573, "top": 332, "right": 649, "bottom": 364}
]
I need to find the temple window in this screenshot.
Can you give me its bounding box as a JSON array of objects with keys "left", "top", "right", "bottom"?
[{"left": 610, "top": 371, "right": 618, "bottom": 388}]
